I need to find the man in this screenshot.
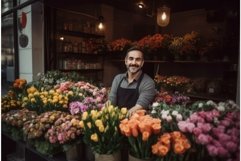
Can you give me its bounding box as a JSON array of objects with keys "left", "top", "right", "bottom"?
[{"left": 108, "top": 46, "right": 156, "bottom": 116}]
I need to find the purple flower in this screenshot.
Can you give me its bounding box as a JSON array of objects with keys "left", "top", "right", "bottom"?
[{"left": 69, "top": 101, "right": 81, "bottom": 115}]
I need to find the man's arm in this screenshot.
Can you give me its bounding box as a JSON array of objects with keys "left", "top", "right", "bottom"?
[{"left": 108, "top": 75, "right": 121, "bottom": 106}]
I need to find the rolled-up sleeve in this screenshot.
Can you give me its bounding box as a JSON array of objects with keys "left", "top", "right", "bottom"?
[
  {"left": 108, "top": 75, "right": 121, "bottom": 106},
  {"left": 136, "top": 76, "right": 156, "bottom": 108}
]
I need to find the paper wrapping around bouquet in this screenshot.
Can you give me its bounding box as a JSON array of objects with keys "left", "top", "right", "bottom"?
[{"left": 95, "top": 151, "right": 121, "bottom": 161}]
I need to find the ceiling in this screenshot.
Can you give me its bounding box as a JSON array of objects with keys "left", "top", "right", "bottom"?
[{"left": 47, "top": 0, "right": 239, "bottom": 15}]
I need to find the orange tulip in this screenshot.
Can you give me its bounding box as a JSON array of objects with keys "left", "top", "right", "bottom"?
[
  {"left": 171, "top": 131, "right": 182, "bottom": 139},
  {"left": 158, "top": 144, "right": 169, "bottom": 156},
  {"left": 174, "top": 143, "right": 185, "bottom": 154},
  {"left": 142, "top": 131, "right": 150, "bottom": 141},
  {"left": 159, "top": 133, "right": 171, "bottom": 145},
  {"left": 131, "top": 127, "right": 139, "bottom": 137},
  {"left": 152, "top": 143, "right": 159, "bottom": 154},
  {"left": 152, "top": 123, "right": 161, "bottom": 134}
]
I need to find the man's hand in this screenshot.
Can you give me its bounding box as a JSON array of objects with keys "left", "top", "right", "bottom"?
[{"left": 127, "top": 104, "right": 143, "bottom": 117}]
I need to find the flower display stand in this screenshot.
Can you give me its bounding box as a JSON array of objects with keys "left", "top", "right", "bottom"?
[{"left": 95, "top": 151, "right": 121, "bottom": 161}]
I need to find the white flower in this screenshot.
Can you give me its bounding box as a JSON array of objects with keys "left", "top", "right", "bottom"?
[
  {"left": 166, "top": 115, "right": 173, "bottom": 122},
  {"left": 161, "top": 110, "right": 169, "bottom": 115},
  {"left": 172, "top": 110, "right": 178, "bottom": 116},
  {"left": 198, "top": 103, "right": 204, "bottom": 108},
  {"left": 206, "top": 100, "right": 216, "bottom": 106},
  {"left": 48, "top": 78, "right": 54, "bottom": 84},
  {"left": 176, "top": 114, "right": 183, "bottom": 121},
  {"left": 152, "top": 102, "right": 159, "bottom": 108},
  {"left": 216, "top": 105, "right": 225, "bottom": 111},
  {"left": 151, "top": 109, "right": 157, "bottom": 114},
  {"left": 161, "top": 113, "right": 168, "bottom": 120}
]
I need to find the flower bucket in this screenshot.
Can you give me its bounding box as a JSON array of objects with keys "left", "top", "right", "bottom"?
[
  {"left": 95, "top": 151, "right": 121, "bottom": 161},
  {"left": 65, "top": 144, "right": 83, "bottom": 161},
  {"left": 128, "top": 154, "right": 151, "bottom": 161}
]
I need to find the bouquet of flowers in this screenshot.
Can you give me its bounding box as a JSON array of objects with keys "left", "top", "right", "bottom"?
[
  {"left": 45, "top": 114, "right": 83, "bottom": 151},
  {"left": 150, "top": 102, "right": 190, "bottom": 132},
  {"left": 80, "top": 101, "right": 127, "bottom": 154},
  {"left": 1, "top": 91, "right": 22, "bottom": 113},
  {"left": 119, "top": 110, "right": 161, "bottom": 159},
  {"left": 23, "top": 111, "right": 68, "bottom": 139},
  {"left": 2, "top": 109, "right": 38, "bottom": 140},
  {"left": 107, "top": 38, "right": 132, "bottom": 52},
  {"left": 152, "top": 131, "right": 191, "bottom": 161},
  {"left": 154, "top": 91, "right": 190, "bottom": 105},
  {"left": 154, "top": 74, "right": 191, "bottom": 93},
  {"left": 178, "top": 101, "right": 240, "bottom": 161},
  {"left": 22, "top": 86, "right": 69, "bottom": 114},
  {"left": 54, "top": 81, "right": 108, "bottom": 114}
]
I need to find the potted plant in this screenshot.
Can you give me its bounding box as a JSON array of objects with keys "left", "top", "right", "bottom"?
[{"left": 80, "top": 101, "right": 127, "bottom": 161}]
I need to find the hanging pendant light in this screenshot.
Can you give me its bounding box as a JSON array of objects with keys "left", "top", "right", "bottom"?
[
  {"left": 157, "top": 5, "right": 170, "bottom": 27},
  {"left": 98, "top": 16, "right": 104, "bottom": 30}
]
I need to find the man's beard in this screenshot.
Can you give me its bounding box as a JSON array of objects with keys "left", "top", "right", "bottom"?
[{"left": 127, "top": 65, "right": 141, "bottom": 74}]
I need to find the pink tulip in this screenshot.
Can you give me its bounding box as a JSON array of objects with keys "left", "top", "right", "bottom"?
[
  {"left": 193, "top": 127, "right": 202, "bottom": 136},
  {"left": 197, "top": 134, "right": 212, "bottom": 145},
  {"left": 217, "top": 146, "right": 230, "bottom": 157},
  {"left": 207, "top": 144, "right": 218, "bottom": 156},
  {"left": 225, "top": 141, "right": 238, "bottom": 153},
  {"left": 197, "top": 122, "right": 212, "bottom": 133}
]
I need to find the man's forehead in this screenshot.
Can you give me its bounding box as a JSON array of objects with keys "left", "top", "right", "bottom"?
[{"left": 127, "top": 51, "right": 143, "bottom": 58}]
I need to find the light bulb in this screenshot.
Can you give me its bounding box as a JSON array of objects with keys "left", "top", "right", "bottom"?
[
  {"left": 161, "top": 12, "right": 167, "bottom": 20},
  {"left": 98, "top": 22, "right": 104, "bottom": 30}
]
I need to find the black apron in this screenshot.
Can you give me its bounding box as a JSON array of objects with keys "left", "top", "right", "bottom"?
[{"left": 116, "top": 73, "right": 144, "bottom": 109}]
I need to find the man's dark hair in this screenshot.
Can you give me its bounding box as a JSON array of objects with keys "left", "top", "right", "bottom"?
[{"left": 126, "top": 46, "right": 145, "bottom": 58}]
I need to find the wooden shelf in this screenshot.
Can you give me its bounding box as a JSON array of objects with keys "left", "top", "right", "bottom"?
[
  {"left": 111, "top": 59, "right": 231, "bottom": 64},
  {"left": 59, "top": 52, "right": 105, "bottom": 57},
  {"left": 60, "top": 69, "right": 103, "bottom": 72},
  {"left": 58, "top": 30, "right": 104, "bottom": 38},
  {"left": 187, "top": 93, "right": 232, "bottom": 102}
]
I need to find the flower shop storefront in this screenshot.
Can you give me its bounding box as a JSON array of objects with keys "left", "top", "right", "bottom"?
[{"left": 2, "top": 71, "right": 240, "bottom": 161}]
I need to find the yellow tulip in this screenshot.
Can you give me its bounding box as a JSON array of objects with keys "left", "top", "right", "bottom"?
[
  {"left": 28, "top": 93, "right": 34, "bottom": 98},
  {"left": 95, "top": 119, "right": 103, "bottom": 127},
  {"left": 107, "top": 105, "right": 114, "bottom": 113},
  {"left": 30, "top": 98, "right": 36, "bottom": 103},
  {"left": 87, "top": 122, "right": 92, "bottom": 128},
  {"left": 121, "top": 108, "right": 128, "bottom": 115},
  {"left": 90, "top": 133, "right": 98, "bottom": 142},
  {"left": 23, "top": 97, "right": 28, "bottom": 102},
  {"left": 98, "top": 125, "right": 105, "bottom": 133},
  {"left": 67, "top": 91, "right": 74, "bottom": 96},
  {"left": 49, "top": 90, "right": 55, "bottom": 94},
  {"left": 82, "top": 112, "right": 88, "bottom": 120},
  {"left": 79, "top": 121, "right": 84, "bottom": 128}
]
